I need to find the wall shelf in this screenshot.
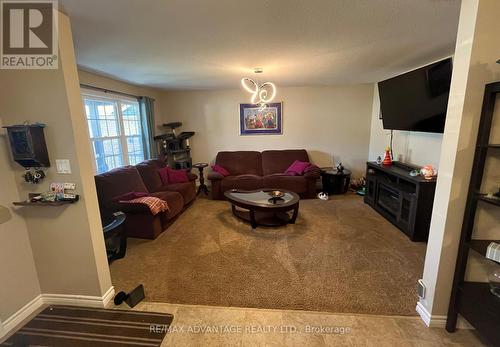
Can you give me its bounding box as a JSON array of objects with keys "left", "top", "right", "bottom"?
[
  {"left": 13, "top": 194, "right": 79, "bottom": 207},
  {"left": 477, "top": 194, "right": 500, "bottom": 207},
  {"left": 469, "top": 240, "right": 500, "bottom": 262},
  {"left": 13, "top": 200, "right": 76, "bottom": 207}
]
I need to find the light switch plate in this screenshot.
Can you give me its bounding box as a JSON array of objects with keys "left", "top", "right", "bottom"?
[
  {"left": 64, "top": 183, "right": 76, "bottom": 190},
  {"left": 55, "top": 159, "right": 71, "bottom": 174}
]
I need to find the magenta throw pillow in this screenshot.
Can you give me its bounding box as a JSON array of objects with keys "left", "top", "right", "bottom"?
[
  {"left": 285, "top": 160, "right": 311, "bottom": 176},
  {"left": 158, "top": 167, "right": 170, "bottom": 185},
  {"left": 113, "top": 191, "right": 148, "bottom": 202},
  {"left": 167, "top": 167, "right": 189, "bottom": 183},
  {"left": 211, "top": 164, "right": 230, "bottom": 177}
]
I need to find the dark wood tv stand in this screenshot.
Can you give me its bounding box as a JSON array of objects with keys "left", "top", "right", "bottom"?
[{"left": 364, "top": 161, "right": 436, "bottom": 241}]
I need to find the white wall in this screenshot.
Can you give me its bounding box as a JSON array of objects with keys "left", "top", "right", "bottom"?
[
  {"left": 0, "top": 13, "right": 112, "bottom": 333},
  {"left": 160, "top": 85, "right": 374, "bottom": 177},
  {"left": 419, "top": 0, "right": 500, "bottom": 324},
  {"left": 0, "top": 118, "right": 41, "bottom": 324},
  {"left": 368, "top": 85, "right": 443, "bottom": 169}
]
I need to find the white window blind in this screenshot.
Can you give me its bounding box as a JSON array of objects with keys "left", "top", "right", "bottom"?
[{"left": 82, "top": 92, "right": 145, "bottom": 174}]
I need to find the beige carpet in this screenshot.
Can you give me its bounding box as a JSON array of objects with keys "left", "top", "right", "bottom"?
[{"left": 110, "top": 194, "right": 426, "bottom": 316}]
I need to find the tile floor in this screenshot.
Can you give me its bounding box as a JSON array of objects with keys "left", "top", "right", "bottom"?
[{"left": 119, "top": 301, "right": 486, "bottom": 346}]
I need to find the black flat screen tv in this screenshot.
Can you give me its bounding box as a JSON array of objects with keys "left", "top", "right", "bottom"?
[{"left": 378, "top": 58, "right": 452, "bottom": 133}]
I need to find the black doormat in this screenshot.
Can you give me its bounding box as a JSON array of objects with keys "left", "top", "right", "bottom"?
[{"left": 1, "top": 305, "right": 173, "bottom": 346}]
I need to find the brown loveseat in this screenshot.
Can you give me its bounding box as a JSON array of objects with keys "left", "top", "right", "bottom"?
[
  {"left": 94, "top": 159, "right": 196, "bottom": 239},
  {"left": 208, "top": 149, "right": 320, "bottom": 200}
]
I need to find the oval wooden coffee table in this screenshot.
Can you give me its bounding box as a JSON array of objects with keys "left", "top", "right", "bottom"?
[{"left": 224, "top": 189, "right": 300, "bottom": 229}]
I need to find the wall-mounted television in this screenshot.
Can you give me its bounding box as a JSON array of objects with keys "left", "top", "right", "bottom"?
[{"left": 378, "top": 58, "right": 452, "bottom": 133}]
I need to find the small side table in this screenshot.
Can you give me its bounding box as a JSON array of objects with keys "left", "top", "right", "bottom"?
[
  {"left": 193, "top": 163, "right": 209, "bottom": 195},
  {"left": 320, "top": 167, "right": 352, "bottom": 195}
]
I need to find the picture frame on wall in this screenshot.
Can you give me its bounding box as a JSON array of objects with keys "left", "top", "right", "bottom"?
[{"left": 239, "top": 102, "right": 282, "bottom": 135}]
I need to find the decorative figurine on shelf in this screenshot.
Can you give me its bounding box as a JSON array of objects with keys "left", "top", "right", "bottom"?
[
  {"left": 420, "top": 165, "right": 437, "bottom": 180},
  {"left": 376, "top": 156, "right": 383, "bottom": 165},
  {"left": 336, "top": 162, "right": 344, "bottom": 173},
  {"left": 382, "top": 147, "right": 392, "bottom": 166},
  {"left": 24, "top": 168, "right": 45, "bottom": 184}
]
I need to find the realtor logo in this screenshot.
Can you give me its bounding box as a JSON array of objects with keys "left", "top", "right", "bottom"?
[{"left": 1, "top": 0, "right": 58, "bottom": 69}]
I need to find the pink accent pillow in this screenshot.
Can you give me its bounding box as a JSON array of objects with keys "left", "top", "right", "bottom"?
[
  {"left": 285, "top": 160, "right": 311, "bottom": 176},
  {"left": 158, "top": 167, "right": 169, "bottom": 185},
  {"left": 167, "top": 167, "right": 189, "bottom": 183},
  {"left": 113, "top": 191, "right": 148, "bottom": 202},
  {"left": 211, "top": 164, "right": 230, "bottom": 177}
]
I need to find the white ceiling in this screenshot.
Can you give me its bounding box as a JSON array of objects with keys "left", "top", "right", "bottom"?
[{"left": 61, "top": 0, "right": 461, "bottom": 90}]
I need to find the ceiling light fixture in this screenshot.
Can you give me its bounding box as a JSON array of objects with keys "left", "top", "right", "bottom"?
[{"left": 241, "top": 68, "right": 276, "bottom": 109}]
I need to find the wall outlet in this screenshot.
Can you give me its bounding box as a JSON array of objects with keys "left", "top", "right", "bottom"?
[
  {"left": 417, "top": 279, "right": 426, "bottom": 299},
  {"left": 56, "top": 159, "right": 71, "bottom": 174},
  {"left": 64, "top": 183, "right": 76, "bottom": 190}
]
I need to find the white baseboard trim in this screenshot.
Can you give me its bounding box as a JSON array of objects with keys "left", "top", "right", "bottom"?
[
  {"left": 101, "top": 286, "right": 116, "bottom": 307},
  {"left": 416, "top": 302, "right": 473, "bottom": 329},
  {"left": 0, "top": 286, "right": 114, "bottom": 340},
  {"left": 1, "top": 294, "right": 44, "bottom": 339},
  {"left": 416, "top": 302, "right": 446, "bottom": 327},
  {"left": 41, "top": 286, "right": 115, "bottom": 308}
]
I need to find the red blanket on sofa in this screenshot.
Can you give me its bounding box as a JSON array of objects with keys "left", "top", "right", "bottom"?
[{"left": 119, "top": 196, "right": 169, "bottom": 215}]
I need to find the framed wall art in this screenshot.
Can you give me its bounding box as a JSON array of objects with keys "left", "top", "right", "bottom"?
[{"left": 239, "top": 102, "right": 282, "bottom": 135}]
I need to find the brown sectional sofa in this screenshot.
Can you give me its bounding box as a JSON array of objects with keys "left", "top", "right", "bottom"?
[
  {"left": 208, "top": 149, "right": 320, "bottom": 200},
  {"left": 94, "top": 159, "right": 196, "bottom": 239}
]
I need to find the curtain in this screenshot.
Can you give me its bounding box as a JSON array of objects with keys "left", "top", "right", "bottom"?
[{"left": 139, "top": 96, "right": 157, "bottom": 159}]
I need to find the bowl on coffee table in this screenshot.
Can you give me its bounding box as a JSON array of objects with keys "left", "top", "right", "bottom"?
[{"left": 268, "top": 190, "right": 285, "bottom": 203}]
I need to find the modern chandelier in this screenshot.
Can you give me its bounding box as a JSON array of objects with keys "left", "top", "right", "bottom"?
[{"left": 241, "top": 68, "right": 276, "bottom": 109}]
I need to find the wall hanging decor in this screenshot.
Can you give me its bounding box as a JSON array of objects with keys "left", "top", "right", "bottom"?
[
  {"left": 239, "top": 102, "right": 282, "bottom": 135},
  {"left": 3, "top": 123, "right": 50, "bottom": 184}
]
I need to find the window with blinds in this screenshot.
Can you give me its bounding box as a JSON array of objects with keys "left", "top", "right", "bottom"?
[{"left": 82, "top": 92, "right": 145, "bottom": 174}]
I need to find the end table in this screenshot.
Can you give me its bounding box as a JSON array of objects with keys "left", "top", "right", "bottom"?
[
  {"left": 320, "top": 167, "right": 352, "bottom": 194},
  {"left": 193, "top": 163, "right": 209, "bottom": 195},
  {"left": 103, "top": 211, "right": 127, "bottom": 263}
]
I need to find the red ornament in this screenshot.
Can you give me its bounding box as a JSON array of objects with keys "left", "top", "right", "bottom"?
[{"left": 382, "top": 147, "right": 392, "bottom": 166}]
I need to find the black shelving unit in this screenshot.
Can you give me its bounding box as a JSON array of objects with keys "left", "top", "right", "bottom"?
[
  {"left": 153, "top": 122, "right": 195, "bottom": 170},
  {"left": 446, "top": 82, "right": 500, "bottom": 345}
]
